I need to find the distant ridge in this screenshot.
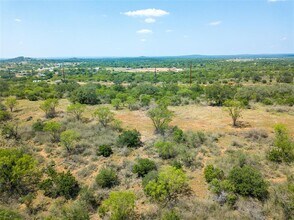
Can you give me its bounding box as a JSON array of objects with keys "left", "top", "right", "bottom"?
[{"left": 1, "top": 54, "right": 293, "bottom": 63}]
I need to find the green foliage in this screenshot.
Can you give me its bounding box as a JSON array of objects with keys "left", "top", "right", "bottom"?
[
  {"left": 224, "top": 99, "right": 244, "bottom": 127},
  {"left": 32, "top": 119, "right": 45, "bottom": 132},
  {"left": 161, "top": 210, "right": 181, "bottom": 220},
  {"left": 155, "top": 141, "right": 177, "bottom": 159},
  {"left": 40, "top": 98, "right": 59, "bottom": 118},
  {"left": 1, "top": 123, "right": 19, "bottom": 139},
  {"left": 0, "top": 207, "right": 23, "bottom": 220},
  {"left": 0, "top": 148, "right": 40, "bottom": 196},
  {"left": 61, "top": 201, "right": 90, "bottom": 220},
  {"left": 97, "top": 145, "right": 113, "bottom": 157},
  {"left": 60, "top": 130, "right": 80, "bottom": 152},
  {"left": 67, "top": 103, "right": 86, "bottom": 120},
  {"left": 39, "top": 167, "right": 80, "bottom": 200},
  {"left": 268, "top": 124, "right": 294, "bottom": 163},
  {"left": 142, "top": 170, "right": 158, "bottom": 188},
  {"left": 204, "top": 165, "right": 224, "bottom": 183},
  {"left": 93, "top": 106, "right": 114, "bottom": 127},
  {"left": 125, "top": 96, "right": 138, "bottom": 110},
  {"left": 205, "top": 84, "right": 237, "bottom": 106},
  {"left": 148, "top": 105, "right": 173, "bottom": 134},
  {"left": 96, "top": 168, "right": 118, "bottom": 188},
  {"left": 71, "top": 85, "right": 100, "bottom": 105},
  {"left": 172, "top": 126, "right": 185, "bottom": 143},
  {"left": 43, "top": 121, "right": 62, "bottom": 142},
  {"left": 144, "top": 166, "right": 188, "bottom": 203},
  {"left": 140, "top": 94, "right": 151, "bottom": 107},
  {"left": 228, "top": 165, "right": 268, "bottom": 200},
  {"left": 117, "top": 129, "right": 142, "bottom": 148},
  {"left": 5, "top": 97, "right": 18, "bottom": 112},
  {"left": 111, "top": 98, "right": 122, "bottom": 110},
  {"left": 0, "top": 109, "right": 11, "bottom": 122},
  {"left": 132, "top": 158, "right": 157, "bottom": 177},
  {"left": 99, "top": 191, "right": 135, "bottom": 220}
]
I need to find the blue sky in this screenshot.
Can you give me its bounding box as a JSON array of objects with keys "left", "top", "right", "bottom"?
[{"left": 0, "top": 0, "right": 293, "bottom": 58}]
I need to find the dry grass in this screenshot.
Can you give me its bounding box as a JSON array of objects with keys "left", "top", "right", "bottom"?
[{"left": 7, "top": 99, "right": 294, "bottom": 219}]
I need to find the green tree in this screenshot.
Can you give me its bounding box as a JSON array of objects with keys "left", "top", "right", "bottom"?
[
  {"left": 117, "top": 130, "right": 142, "bottom": 148},
  {"left": 111, "top": 98, "right": 122, "bottom": 110},
  {"left": 43, "top": 121, "right": 62, "bottom": 142},
  {"left": 40, "top": 98, "right": 59, "bottom": 118},
  {"left": 96, "top": 168, "right": 118, "bottom": 188},
  {"left": 60, "top": 130, "right": 80, "bottom": 152},
  {"left": 39, "top": 167, "right": 80, "bottom": 200},
  {"left": 126, "top": 96, "right": 137, "bottom": 110},
  {"left": 5, "top": 97, "right": 18, "bottom": 112},
  {"left": 97, "top": 145, "right": 113, "bottom": 157},
  {"left": 204, "top": 165, "right": 224, "bottom": 183},
  {"left": 99, "top": 191, "right": 136, "bottom": 220},
  {"left": 155, "top": 141, "right": 177, "bottom": 159},
  {"left": 228, "top": 165, "right": 268, "bottom": 200},
  {"left": 268, "top": 124, "right": 294, "bottom": 163},
  {"left": 224, "top": 100, "right": 244, "bottom": 127},
  {"left": 67, "top": 103, "right": 86, "bottom": 121},
  {"left": 93, "top": 106, "right": 114, "bottom": 127},
  {"left": 0, "top": 148, "right": 40, "bottom": 196},
  {"left": 144, "top": 166, "right": 189, "bottom": 203},
  {"left": 132, "top": 158, "right": 157, "bottom": 177},
  {"left": 140, "top": 94, "right": 151, "bottom": 107},
  {"left": 147, "top": 106, "right": 173, "bottom": 134}
]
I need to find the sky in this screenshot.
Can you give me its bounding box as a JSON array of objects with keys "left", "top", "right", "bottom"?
[{"left": 0, "top": 0, "right": 293, "bottom": 58}]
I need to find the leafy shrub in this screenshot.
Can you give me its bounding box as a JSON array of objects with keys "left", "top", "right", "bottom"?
[
  {"left": 144, "top": 166, "right": 188, "bottom": 202},
  {"left": 117, "top": 130, "right": 142, "bottom": 148},
  {"left": 71, "top": 85, "right": 100, "bottom": 105},
  {"left": 43, "top": 121, "right": 62, "bottom": 142},
  {"left": 32, "top": 120, "right": 45, "bottom": 132},
  {"left": 99, "top": 191, "right": 135, "bottom": 220},
  {"left": 147, "top": 105, "right": 173, "bottom": 134},
  {"left": 155, "top": 141, "right": 177, "bottom": 159},
  {"left": 61, "top": 201, "right": 90, "bottom": 220},
  {"left": 93, "top": 107, "right": 114, "bottom": 127},
  {"left": 1, "top": 123, "right": 19, "bottom": 139},
  {"left": 60, "top": 130, "right": 80, "bottom": 152},
  {"left": 0, "top": 148, "right": 40, "bottom": 196},
  {"left": 67, "top": 103, "right": 86, "bottom": 120},
  {"left": 40, "top": 98, "right": 59, "bottom": 118},
  {"left": 0, "top": 207, "right": 23, "bottom": 220},
  {"left": 132, "top": 158, "right": 157, "bottom": 177},
  {"left": 204, "top": 165, "right": 224, "bottom": 183},
  {"left": 161, "top": 210, "right": 181, "bottom": 220},
  {"left": 268, "top": 124, "right": 294, "bottom": 163},
  {"left": 172, "top": 126, "right": 185, "bottom": 143},
  {"left": 142, "top": 171, "right": 158, "bottom": 188},
  {"left": 0, "top": 110, "right": 11, "bottom": 122},
  {"left": 96, "top": 168, "right": 118, "bottom": 188},
  {"left": 39, "top": 167, "right": 80, "bottom": 200},
  {"left": 97, "top": 145, "right": 113, "bottom": 157},
  {"left": 228, "top": 165, "right": 268, "bottom": 200}
]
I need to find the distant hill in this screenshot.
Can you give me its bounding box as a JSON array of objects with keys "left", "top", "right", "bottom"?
[
  {"left": 0, "top": 56, "right": 35, "bottom": 63},
  {"left": 1, "top": 54, "right": 293, "bottom": 63}
]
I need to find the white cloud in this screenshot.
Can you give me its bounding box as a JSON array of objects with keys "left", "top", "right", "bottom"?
[
  {"left": 166, "top": 29, "right": 173, "bottom": 33},
  {"left": 136, "top": 29, "right": 153, "bottom": 34},
  {"left": 14, "top": 18, "right": 22, "bottom": 22},
  {"left": 123, "top": 8, "right": 169, "bottom": 17},
  {"left": 208, "top": 20, "right": 222, "bottom": 26},
  {"left": 140, "top": 39, "right": 147, "bottom": 42},
  {"left": 281, "top": 36, "right": 287, "bottom": 41},
  {"left": 145, "top": 18, "right": 156, "bottom": 23}
]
